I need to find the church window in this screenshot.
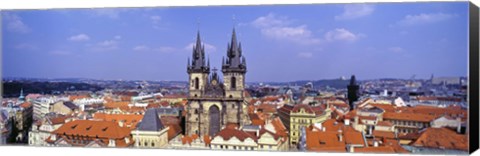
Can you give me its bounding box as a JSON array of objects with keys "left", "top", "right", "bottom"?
[
  {"left": 231, "top": 77, "right": 236, "bottom": 89},
  {"left": 195, "top": 77, "right": 199, "bottom": 90}
]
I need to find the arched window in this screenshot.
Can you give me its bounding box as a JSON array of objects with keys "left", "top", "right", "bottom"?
[
  {"left": 195, "top": 77, "right": 199, "bottom": 89},
  {"left": 231, "top": 77, "right": 236, "bottom": 89}
]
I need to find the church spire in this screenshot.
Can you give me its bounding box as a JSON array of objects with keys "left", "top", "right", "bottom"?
[
  {"left": 188, "top": 30, "right": 209, "bottom": 74},
  {"left": 222, "top": 27, "right": 246, "bottom": 73}
]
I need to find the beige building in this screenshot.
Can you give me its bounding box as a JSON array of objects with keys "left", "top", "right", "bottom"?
[
  {"left": 50, "top": 101, "right": 79, "bottom": 115},
  {"left": 210, "top": 123, "right": 288, "bottom": 151},
  {"left": 132, "top": 108, "right": 169, "bottom": 148},
  {"left": 277, "top": 103, "right": 332, "bottom": 145},
  {"left": 29, "top": 115, "right": 69, "bottom": 146}
]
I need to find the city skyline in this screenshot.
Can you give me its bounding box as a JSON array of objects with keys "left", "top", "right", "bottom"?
[{"left": 2, "top": 2, "right": 469, "bottom": 82}]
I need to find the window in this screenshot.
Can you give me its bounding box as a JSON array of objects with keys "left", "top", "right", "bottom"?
[
  {"left": 195, "top": 77, "right": 199, "bottom": 90},
  {"left": 152, "top": 142, "right": 155, "bottom": 147},
  {"left": 232, "top": 104, "right": 235, "bottom": 108},
  {"left": 231, "top": 77, "right": 236, "bottom": 89}
]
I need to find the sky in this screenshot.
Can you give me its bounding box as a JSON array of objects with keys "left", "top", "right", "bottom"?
[{"left": 1, "top": 2, "right": 469, "bottom": 82}]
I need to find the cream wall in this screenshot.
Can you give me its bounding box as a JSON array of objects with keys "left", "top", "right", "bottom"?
[{"left": 132, "top": 127, "right": 169, "bottom": 148}]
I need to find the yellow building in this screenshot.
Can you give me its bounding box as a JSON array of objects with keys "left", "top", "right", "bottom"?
[
  {"left": 277, "top": 103, "right": 331, "bottom": 145},
  {"left": 131, "top": 108, "right": 169, "bottom": 148}
]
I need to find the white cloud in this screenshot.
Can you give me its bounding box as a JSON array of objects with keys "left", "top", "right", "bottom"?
[
  {"left": 388, "top": 47, "right": 405, "bottom": 53},
  {"left": 149, "top": 15, "right": 164, "bottom": 29},
  {"left": 395, "top": 13, "right": 457, "bottom": 26},
  {"left": 90, "top": 40, "right": 118, "bottom": 52},
  {"left": 49, "top": 50, "right": 72, "bottom": 56},
  {"left": 68, "top": 34, "right": 90, "bottom": 42},
  {"left": 89, "top": 8, "right": 127, "bottom": 19},
  {"left": 154, "top": 47, "right": 177, "bottom": 53},
  {"left": 15, "top": 43, "right": 38, "bottom": 50},
  {"left": 114, "top": 35, "right": 122, "bottom": 40},
  {"left": 251, "top": 13, "right": 321, "bottom": 45},
  {"left": 184, "top": 42, "right": 217, "bottom": 52},
  {"left": 133, "top": 45, "right": 178, "bottom": 53},
  {"left": 3, "top": 13, "right": 31, "bottom": 33},
  {"left": 324, "top": 28, "right": 362, "bottom": 42},
  {"left": 252, "top": 13, "right": 290, "bottom": 28},
  {"left": 298, "top": 52, "right": 313, "bottom": 59},
  {"left": 335, "top": 4, "right": 375, "bottom": 20},
  {"left": 133, "top": 45, "right": 150, "bottom": 51},
  {"left": 150, "top": 15, "right": 161, "bottom": 22}
]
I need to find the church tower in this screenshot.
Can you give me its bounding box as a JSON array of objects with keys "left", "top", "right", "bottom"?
[
  {"left": 347, "top": 75, "right": 359, "bottom": 111},
  {"left": 185, "top": 28, "right": 248, "bottom": 137},
  {"left": 222, "top": 28, "right": 247, "bottom": 99},
  {"left": 187, "top": 31, "right": 210, "bottom": 98}
]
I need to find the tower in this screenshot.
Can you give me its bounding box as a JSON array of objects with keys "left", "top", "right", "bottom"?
[
  {"left": 347, "top": 75, "right": 359, "bottom": 111},
  {"left": 185, "top": 28, "right": 248, "bottom": 137},
  {"left": 18, "top": 88, "right": 25, "bottom": 102},
  {"left": 222, "top": 28, "right": 247, "bottom": 99},
  {"left": 187, "top": 31, "right": 210, "bottom": 98}
]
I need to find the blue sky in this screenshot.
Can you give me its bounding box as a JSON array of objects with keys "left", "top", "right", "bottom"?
[{"left": 2, "top": 2, "right": 469, "bottom": 82}]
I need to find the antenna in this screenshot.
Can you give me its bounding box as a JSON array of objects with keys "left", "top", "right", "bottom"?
[
  {"left": 196, "top": 17, "right": 200, "bottom": 31},
  {"left": 232, "top": 14, "right": 236, "bottom": 28}
]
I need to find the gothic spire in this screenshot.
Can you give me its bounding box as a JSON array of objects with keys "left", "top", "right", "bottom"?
[
  {"left": 188, "top": 30, "right": 209, "bottom": 73},
  {"left": 222, "top": 27, "right": 246, "bottom": 73}
]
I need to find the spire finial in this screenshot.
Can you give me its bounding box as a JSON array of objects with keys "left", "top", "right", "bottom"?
[
  {"left": 232, "top": 14, "right": 236, "bottom": 28},
  {"left": 196, "top": 17, "right": 200, "bottom": 32}
]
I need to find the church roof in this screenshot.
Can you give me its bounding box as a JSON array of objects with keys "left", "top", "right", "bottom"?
[{"left": 137, "top": 108, "right": 165, "bottom": 131}]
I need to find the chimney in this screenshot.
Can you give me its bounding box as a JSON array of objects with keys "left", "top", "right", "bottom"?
[
  {"left": 337, "top": 130, "right": 343, "bottom": 142},
  {"left": 456, "top": 117, "right": 462, "bottom": 133},
  {"left": 373, "top": 140, "right": 379, "bottom": 147},
  {"left": 345, "top": 119, "right": 350, "bottom": 126},
  {"left": 322, "top": 127, "right": 326, "bottom": 132},
  {"left": 354, "top": 116, "right": 359, "bottom": 125},
  {"left": 348, "top": 146, "right": 355, "bottom": 153}
]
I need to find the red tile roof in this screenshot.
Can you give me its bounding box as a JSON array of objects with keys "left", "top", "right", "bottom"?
[
  {"left": 19, "top": 102, "right": 32, "bottom": 109},
  {"left": 93, "top": 113, "right": 143, "bottom": 129},
  {"left": 215, "top": 126, "right": 257, "bottom": 142},
  {"left": 383, "top": 112, "right": 436, "bottom": 122},
  {"left": 410, "top": 128, "right": 468, "bottom": 151},
  {"left": 53, "top": 120, "right": 132, "bottom": 139}
]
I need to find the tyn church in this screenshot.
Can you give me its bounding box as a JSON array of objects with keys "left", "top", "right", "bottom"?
[{"left": 185, "top": 28, "right": 249, "bottom": 137}]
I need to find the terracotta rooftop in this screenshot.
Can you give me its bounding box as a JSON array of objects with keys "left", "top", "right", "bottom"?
[
  {"left": 53, "top": 120, "right": 132, "bottom": 139},
  {"left": 354, "top": 146, "right": 396, "bottom": 153},
  {"left": 383, "top": 112, "right": 436, "bottom": 122},
  {"left": 372, "top": 130, "right": 395, "bottom": 139},
  {"left": 410, "top": 127, "right": 468, "bottom": 151},
  {"left": 19, "top": 102, "right": 32, "bottom": 108},
  {"left": 215, "top": 126, "right": 257, "bottom": 142},
  {"left": 93, "top": 113, "right": 143, "bottom": 129}
]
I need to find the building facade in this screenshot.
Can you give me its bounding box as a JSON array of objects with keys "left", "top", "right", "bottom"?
[
  {"left": 185, "top": 29, "right": 249, "bottom": 137},
  {"left": 277, "top": 103, "right": 332, "bottom": 145}
]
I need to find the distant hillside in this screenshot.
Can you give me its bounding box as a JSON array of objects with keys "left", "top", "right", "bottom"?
[
  {"left": 292, "top": 79, "right": 351, "bottom": 89},
  {"left": 2, "top": 81, "right": 104, "bottom": 98},
  {"left": 253, "top": 78, "right": 351, "bottom": 89}
]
